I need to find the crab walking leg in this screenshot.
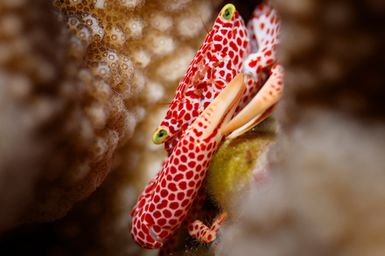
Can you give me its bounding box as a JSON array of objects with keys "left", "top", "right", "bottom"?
[
  {"left": 222, "top": 64, "right": 284, "bottom": 138},
  {"left": 130, "top": 74, "right": 245, "bottom": 249},
  {"left": 188, "top": 212, "right": 228, "bottom": 243},
  {"left": 243, "top": 2, "right": 280, "bottom": 79},
  {"left": 247, "top": 2, "right": 280, "bottom": 54},
  {"left": 235, "top": 3, "right": 281, "bottom": 118}
]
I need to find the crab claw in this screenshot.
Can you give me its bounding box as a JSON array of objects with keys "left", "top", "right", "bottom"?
[
  {"left": 196, "top": 73, "right": 246, "bottom": 139},
  {"left": 222, "top": 64, "right": 284, "bottom": 139}
]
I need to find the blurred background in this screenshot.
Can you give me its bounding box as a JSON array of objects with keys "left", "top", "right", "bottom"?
[{"left": 0, "top": 0, "right": 384, "bottom": 255}]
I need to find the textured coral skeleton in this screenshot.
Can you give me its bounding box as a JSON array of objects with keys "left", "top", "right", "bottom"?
[
  {"left": 131, "top": 2, "right": 284, "bottom": 249},
  {"left": 0, "top": 0, "right": 217, "bottom": 250}
]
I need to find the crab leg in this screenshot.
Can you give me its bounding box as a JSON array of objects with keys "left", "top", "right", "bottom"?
[
  {"left": 222, "top": 64, "right": 284, "bottom": 138},
  {"left": 131, "top": 74, "right": 245, "bottom": 249},
  {"left": 188, "top": 211, "right": 228, "bottom": 243}
]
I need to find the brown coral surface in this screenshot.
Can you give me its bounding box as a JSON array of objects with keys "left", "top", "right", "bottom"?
[
  {"left": 0, "top": 0, "right": 215, "bottom": 230},
  {"left": 0, "top": 0, "right": 217, "bottom": 255},
  {"left": 0, "top": 0, "right": 124, "bottom": 227}
]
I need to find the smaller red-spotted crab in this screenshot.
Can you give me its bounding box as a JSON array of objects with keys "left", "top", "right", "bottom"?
[{"left": 131, "top": 2, "right": 283, "bottom": 249}]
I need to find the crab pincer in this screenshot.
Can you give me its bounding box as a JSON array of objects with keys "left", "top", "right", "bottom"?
[{"left": 223, "top": 64, "right": 284, "bottom": 138}]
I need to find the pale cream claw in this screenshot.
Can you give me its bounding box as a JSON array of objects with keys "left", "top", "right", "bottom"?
[
  {"left": 192, "top": 73, "right": 246, "bottom": 139},
  {"left": 222, "top": 65, "right": 284, "bottom": 139}
]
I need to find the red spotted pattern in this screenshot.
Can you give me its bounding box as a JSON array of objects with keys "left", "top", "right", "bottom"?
[
  {"left": 131, "top": 90, "right": 233, "bottom": 248},
  {"left": 236, "top": 3, "right": 282, "bottom": 111},
  {"left": 188, "top": 212, "right": 227, "bottom": 243},
  {"left": 159, "top": 8, "right": 249, "bottom": 155}
]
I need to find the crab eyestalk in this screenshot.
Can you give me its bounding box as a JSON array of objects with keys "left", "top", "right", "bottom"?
[
  {"left": 220, "top": 3, "right": 236, "bottom": 21},
  {"left": 152, "top": 127, "right": 170, "bottom": 144}
]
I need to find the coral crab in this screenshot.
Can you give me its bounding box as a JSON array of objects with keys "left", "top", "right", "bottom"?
[{"left": 130, "top": 2, "right": 283, "bottom": 249}]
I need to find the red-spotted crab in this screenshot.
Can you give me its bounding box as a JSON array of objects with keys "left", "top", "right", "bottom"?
[{"left": 131, "top": 2, "right": 283, "bottom": 249}]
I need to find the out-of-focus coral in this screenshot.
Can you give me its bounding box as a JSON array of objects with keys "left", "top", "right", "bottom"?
[
  {"left": 218, "top": 0, "right": 385, "bottom": 255},
  {"left": 0, "top": 0, "right": 126, "bottom": 228},
  {"left": 0, "top": 0, "right": 216, "bottom": 234},
  {"left": 218, "top": 114, "right": 385, "bottom": 256}
]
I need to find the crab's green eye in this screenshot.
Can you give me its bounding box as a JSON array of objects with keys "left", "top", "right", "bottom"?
[
  {"left": 152, "top": 127, "right": 169, "bottom": 144},
  {"left": 221, "top": 3, "right": 236, "bottom": 21}
]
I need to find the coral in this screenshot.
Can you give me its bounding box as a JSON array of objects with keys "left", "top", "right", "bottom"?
[
  {"left": 218, "top": 114, "right": 385, "bottom": 256},
  {"left": 218, "top": 0, "right": 385, "bottom": 255},
  {"left": 0, "top": 0, "right": 126, "bottom": 228},
  {"left": 0, "top": 0, "right": 216, "bottom": 236},
  {"left": 0, "top": 0, "right": 218, "bottom": 255},
  {"left": 54, "top": 0, "right": 214, "bottom": 98}
]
